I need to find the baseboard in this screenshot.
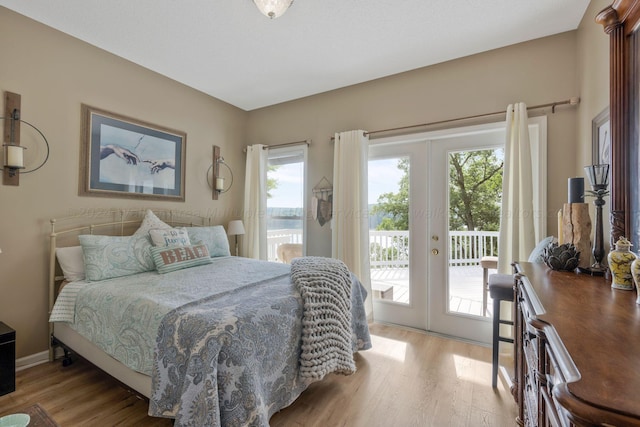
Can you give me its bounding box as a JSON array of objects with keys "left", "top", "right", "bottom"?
[
  {"left": 371, "top": 320, "right": 490, "bottom": 348},
  {"left": 16, "top": 351, "right": 49, "bottom": 371}
]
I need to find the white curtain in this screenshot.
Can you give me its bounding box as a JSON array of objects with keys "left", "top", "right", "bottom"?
[
  {"left": 332, "top": 130, "right": 373, "bottom": 316},
  {"left": 498, "top": 103, "right": 536, "bottom": 273},
  {"left": 242, "top": 144, "right": 268, "bottom": 260}
]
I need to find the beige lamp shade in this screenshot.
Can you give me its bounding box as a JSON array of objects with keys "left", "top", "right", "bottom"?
[{"left": 227, "top": 220, "right": 245, "bottom": 236}]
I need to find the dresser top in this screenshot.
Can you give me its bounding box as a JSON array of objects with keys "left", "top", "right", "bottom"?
[{"left": 516, "top": 262, "right": 640, "bottom": 422}]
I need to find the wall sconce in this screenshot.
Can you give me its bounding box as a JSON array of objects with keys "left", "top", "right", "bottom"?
[
  {"left": 2, "top": 92, "right": 50, "bottom": 186},
  {"left": 208, "top": 145, "right": 233, "bottom": 200}
]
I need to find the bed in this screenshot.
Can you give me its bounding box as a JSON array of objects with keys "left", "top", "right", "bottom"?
[{"left": 48, "top": 209, "right": 371, "bottom": 426}]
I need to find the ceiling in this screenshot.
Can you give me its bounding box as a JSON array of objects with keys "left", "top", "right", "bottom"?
[{"left": 1, "top": 0, "right": 591, "bottom": 111}]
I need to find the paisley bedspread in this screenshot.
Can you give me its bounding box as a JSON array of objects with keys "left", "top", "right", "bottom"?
[{"left": 148, "top": 257, "right": 371, "bottom": 427}]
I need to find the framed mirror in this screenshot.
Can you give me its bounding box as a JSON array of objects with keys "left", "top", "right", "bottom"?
[{"left": 597, "top": 0, "right": 640, "bottom": 247}]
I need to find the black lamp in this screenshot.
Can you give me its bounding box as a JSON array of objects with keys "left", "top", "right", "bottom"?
[{"left": 584, "top": 164, "right": 610, "bottom": 275}]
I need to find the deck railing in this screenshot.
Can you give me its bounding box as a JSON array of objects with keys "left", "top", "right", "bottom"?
[
  {"left": 368, "top": 229, "right": 499, "bottom": 268},
  {"left": 266, "top": 229, "right": 499, "bottom": 267},
  {"left": 267, "top": 229, "right": 302, "bottom": 262},
  {"left": 448, "top": 230, "right": 499, "bottom": 266}
]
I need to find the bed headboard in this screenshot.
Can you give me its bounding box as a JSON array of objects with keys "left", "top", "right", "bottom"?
[{"left": 48, "top": 208, "right": 213, "bottom": 360}]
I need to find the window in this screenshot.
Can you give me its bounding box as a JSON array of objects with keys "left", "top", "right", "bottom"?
[{"left": 266, "top": 145, "right": 307, "bottom": 262}]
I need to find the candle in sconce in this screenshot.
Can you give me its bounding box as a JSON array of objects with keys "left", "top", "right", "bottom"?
[
  {"left": 568, "top": 177, "right": 584, "bottom": 203},
  {"left": 216, "top": 177, "right": 225, "bottom": 191},
  {"left": 5, "top": 145, "right": 24, "bottom": 168}
]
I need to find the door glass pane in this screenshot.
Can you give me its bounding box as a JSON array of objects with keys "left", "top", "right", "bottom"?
[
  {"left": 447, "top": 148, "right": 503, "bottom": 317},
  {"left": 368, "top": 157, "right": 410, "bottom": 304},
  {"left": 267, "top": 148, "right": 305, "bottom": 263}
]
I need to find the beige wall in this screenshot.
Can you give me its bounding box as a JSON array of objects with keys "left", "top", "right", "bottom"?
[
  {"left": 0, "top": 2, "right": 612, "bottom": 360},
  {"left": 247, "top": 32, "right": 580, "bottom": 258},
  {"left": 0, "top": 8, "right": 248, "bottom": 358},
  {"left": 577, "top": 0, "right": 612, "bottom": 248}
]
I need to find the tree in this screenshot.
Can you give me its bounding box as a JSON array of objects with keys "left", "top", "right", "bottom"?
[
  {"left": 266, "top": 164, "right": 279, "bottom": 199},
  {"left": 370, "top": 151, "right": 503, "bottom": 232},
  {"left": 370, "top": 159, "right": 410, "bottom": 261},
  {"left": 448, "top": 150, "right": 503, "bottom": 231},
  {"left": 371, "top": 158, "right": 409, "bottom": 230}
]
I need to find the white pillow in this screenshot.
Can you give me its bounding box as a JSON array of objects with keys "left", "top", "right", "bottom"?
[
  {"left": 55, "top": 246, "right": 85, "bottom": 282},
  {"left": 149, "top": 227, "right": 191, "bottom": 247},
  {"left": 131, "top": 209, "right": 172, "bottom": 271}
]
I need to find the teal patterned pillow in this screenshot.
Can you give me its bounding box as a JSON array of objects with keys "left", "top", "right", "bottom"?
[
  {"left": 186, "top": 226, "right": 230, "bottom": 257},
  {"left": 80, "top": 234, "right": 152, "bottom": 281},
  {"left": 151, "top": 243, "right": 212, "bottom": 274},
  {"left": 79, "top": 210, "right": 171, "bottom": 281}
]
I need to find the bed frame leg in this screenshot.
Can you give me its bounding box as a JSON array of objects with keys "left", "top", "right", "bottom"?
[
  {"left": 51, "top": 336, "right": 74, "bottom": 367},
  {"left": 61, "top": 349, "right": 73, "bottom": 367}
]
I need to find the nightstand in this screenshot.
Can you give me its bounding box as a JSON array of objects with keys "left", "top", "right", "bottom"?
[{"left": 0, "top": 321, "right": 15, "bottom": 396}]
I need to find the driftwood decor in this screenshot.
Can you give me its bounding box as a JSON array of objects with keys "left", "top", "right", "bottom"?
[{"left": 562, "top": 203, "right": 592, "bottom": 270}]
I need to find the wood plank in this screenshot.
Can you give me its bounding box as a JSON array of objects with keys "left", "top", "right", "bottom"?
[
  {"left": 3, "top": 91, "right": 21, "bottom": 186},
  {"left": 0, "top": 323, "right": 517, "bottom": 426}
]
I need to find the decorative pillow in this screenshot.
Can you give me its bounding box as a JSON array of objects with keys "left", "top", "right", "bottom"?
[
  {"left": 55, "top": 246, "right": 85, "bottom": 282},
  {"left": 528, "top": 236, "right": 555, "bottom": 263},
  {"left": 131, "top": 210, "right": 172, "bottom": 271},
  {"left": 149, "top": 227, "right": 191, "bottom": 247},
  {"left": 186, "top": 226, "right": 231, "bottom": 257},
  {"left": 79, "top": 235, "right": 148, "bottom": 281},
  {"left": 151, "top": 243, "right": 213, "bottom": 274}
]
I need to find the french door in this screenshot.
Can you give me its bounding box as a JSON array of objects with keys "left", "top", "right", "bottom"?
[
  {"left": 368, "top": 118, "right": 546, "bottom": 344},
  {"left": 369, "top": 141, "right": 427, "bottom": 330},
  {"left": 428, "top": 128, "right": 505, "bottom": 344}
]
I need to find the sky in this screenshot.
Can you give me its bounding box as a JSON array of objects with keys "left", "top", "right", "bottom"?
[{"left": 267, "top": 158, "right": 403, "bottom": 208}]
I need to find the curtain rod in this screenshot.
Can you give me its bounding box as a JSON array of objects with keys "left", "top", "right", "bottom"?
[
  {"left": 332, "top": 97, "right": 580, "bottom": 140},
  {"left": 244, "top": 139, "right": 310, "bottom": 152}
]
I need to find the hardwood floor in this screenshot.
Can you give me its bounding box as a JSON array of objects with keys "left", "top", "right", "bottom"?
[{"left": 0, "top": 323, "right": 517, "bottom": 426}]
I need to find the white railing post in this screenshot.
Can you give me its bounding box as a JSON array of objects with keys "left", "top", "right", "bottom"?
[{"left": 368, "top": 229, "right": 498, "bottom": 268}]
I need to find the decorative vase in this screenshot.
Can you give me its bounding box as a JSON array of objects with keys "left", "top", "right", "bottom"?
[
  {"left": 632, "top": 258, "right": 640, "bottom": 304},
  {"left": 608, "top": 237, "right": 636, "bottom": 290}
]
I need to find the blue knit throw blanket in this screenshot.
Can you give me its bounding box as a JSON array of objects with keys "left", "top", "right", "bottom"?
[{"left": 291, "top": 256, "right": 355, "bottom": 380}]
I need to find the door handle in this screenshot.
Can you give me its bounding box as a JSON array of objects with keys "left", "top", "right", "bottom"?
[{"left": 432, "top": 248, "right": 439, "bottom": 255}]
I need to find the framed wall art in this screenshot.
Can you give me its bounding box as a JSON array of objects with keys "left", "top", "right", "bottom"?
[{"left": 79, "top": 104, "right": 186, "bottom": 201}]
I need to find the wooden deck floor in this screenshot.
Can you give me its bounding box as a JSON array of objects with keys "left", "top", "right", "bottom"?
[{"left": 371, "top": 265, "right": 498, "bottom": 317}]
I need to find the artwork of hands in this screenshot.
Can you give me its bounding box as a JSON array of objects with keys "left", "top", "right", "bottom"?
[
  {"left": 100, "top": 144, "right": 174, "bottom": 174},
  {"left": 146, "top": 159, "right": 175, "bottom": 174},
  {"left": 100, "top": 144, "right": 141, "bottom": 165}
]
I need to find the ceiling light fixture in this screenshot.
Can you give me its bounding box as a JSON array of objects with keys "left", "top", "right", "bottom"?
[{"left": 253, "top": 0, "right": 294, "bottom": 19}]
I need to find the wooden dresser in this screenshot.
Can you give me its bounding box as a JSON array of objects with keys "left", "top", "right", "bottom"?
[{"left": 514, "top": 262, "right": 640, "bottom": 427}]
